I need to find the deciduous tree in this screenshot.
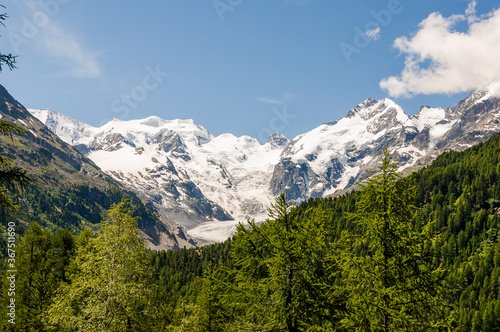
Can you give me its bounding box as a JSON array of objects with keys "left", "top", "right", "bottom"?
[{"left": 44, "top": 200, "right": 155, "bottom": 331}]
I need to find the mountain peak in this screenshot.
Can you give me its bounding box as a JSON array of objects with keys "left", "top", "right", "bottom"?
[
  {"left": 266, "top": 133, "right": 289, "bottom": 148},
  {"left": 21, "top": 81, "right": 500, "bottom": 242},
  {"left": 359, "top": 97, "right": 377, "bottom": 109},
  {"left": 345, "top": 97, "right": 404, "bottom": 121},
  {"left": 28, "top": 108, "right": 96, "bottom": 145},
  {"left": 139, "top": 116, "right": 167, "bottom": 127},
  {"left": 472, "top": 80, "right": 500, "bottom": 105}
]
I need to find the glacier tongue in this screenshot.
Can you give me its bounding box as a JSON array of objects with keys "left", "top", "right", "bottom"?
[
  {"left": 29, "top": 88, "right": 500, "bottom": 242},
  {"left": 29, "top": 109, "right": 283, "bottom": 230}
]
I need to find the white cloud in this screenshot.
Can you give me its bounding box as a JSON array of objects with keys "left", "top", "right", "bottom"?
[
  {"left": 465, "top": 1, "right": 479, "bottom": 24},
  {"left": 380, "top": 3, "right": 500, "bottom": 98},
  {"left": 41, "top": 24, "right": 101, "bottom": 78},
  {"left": 366, "top": 28, "right": 381, "bottom": 41},
  {"left": 257, "top": 92, "right": 294, "bottom": 105},
  {"left": 16, "top": 0, "right": 101, "bottom": 79}
]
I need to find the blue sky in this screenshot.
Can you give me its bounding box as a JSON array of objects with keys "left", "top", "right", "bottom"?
[{"left": 1, "top": 0, "right": 500, "bottom": 142}]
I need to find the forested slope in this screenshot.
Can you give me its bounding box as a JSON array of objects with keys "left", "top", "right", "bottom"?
[
  {"left": 3, "top": 131, "right": 500, "bottom": 330},
  {"left": 148, "top": 132, "right": 500, "bottom": 330}
]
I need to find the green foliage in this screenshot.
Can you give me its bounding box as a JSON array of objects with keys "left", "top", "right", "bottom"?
[
  {"left": 0, "top": 181, "right": 160, "bottom": 239},
  {"left": 0, "top": 120, "right": 32, "bottom": 212},
  {"left": 0, "top": 223, "right": 76, "bottom": 331},
  {"left": 339, "top": 151, "right": 448, "bottom": 331},
  {"left": 2, "top": 122, "right": 500, "bottom": 330},
  {"left": 0, "top": 6, "right": 17, "bottom": 72},
  {"left": 226, "top": 194, "right": 344, "bottom": 331},
  {"left": 44, "top": 200, "right": 156, "bottom": 331},
  {"left": 195, "top": 265, "right": 231, "bottom": 331},
  {"left": 146, "top": 239, "right": 233, "bottom": 330}
]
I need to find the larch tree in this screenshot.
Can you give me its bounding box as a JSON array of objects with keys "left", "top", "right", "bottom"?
[
  {"left": 13, "top": 223, "right": 75, "bottom": 331},
  {"left": 339, "top": 150, "right": 448, "bottom": 331},
  {"left": 227, "top": 194, "right": 344, "bottom": 331}
]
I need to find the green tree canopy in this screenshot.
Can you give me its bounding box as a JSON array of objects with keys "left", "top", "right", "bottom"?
[
  {"left": 227, "top": 194, "right": 345, "bottom": 331},
  {"left": 339, "top": 150, "right": 448, "bottom": 331},
  {"left": 44, "top": 200, "right": 156, "bottom": 331}
]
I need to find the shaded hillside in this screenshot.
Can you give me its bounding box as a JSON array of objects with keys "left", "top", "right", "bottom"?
[{"left": 0, "top": 84, "right": 194, "bottom": 250}]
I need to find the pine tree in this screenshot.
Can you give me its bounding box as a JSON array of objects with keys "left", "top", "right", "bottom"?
[
  {"left": 44, "top": 200, "right": 155, "bottom": 331},
  {"left": 339, "top": 150, "right": 448, "bottom": 331}
]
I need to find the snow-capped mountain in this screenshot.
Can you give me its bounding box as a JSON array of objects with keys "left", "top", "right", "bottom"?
[
  {"left": 28, "top": 110, "right": 286, "bottom": 230},
  {"left": 271, "top": 83, "right": 500, "bottom": 200},
  {"left": 0, "top": 84, "right": 196, "bottom": 251},
  {"left": 29, "top": 82, "right": 500, "bottom": 241}
]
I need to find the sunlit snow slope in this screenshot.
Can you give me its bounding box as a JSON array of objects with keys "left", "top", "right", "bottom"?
[
  {"left": 29, "top": 82, "right": 500, "bottom": 242},
  {"left": 28, "top": 111, "right": 286, "bottom": 231}
]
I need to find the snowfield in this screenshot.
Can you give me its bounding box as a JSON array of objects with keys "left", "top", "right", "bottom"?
[{"left": 28, "top": 81, "right": 500, "bottom": 242}]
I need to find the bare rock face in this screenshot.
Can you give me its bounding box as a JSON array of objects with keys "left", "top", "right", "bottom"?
[
  {"left": 89, "top": 132, "right": 135, "bottom": 152},
  {"left": 152, "top": 129, "right": 191, "bottom": 161},
  {"left": 267, "top": 133, "right": 290, "bottom": 148},
  {"left": 270, "top": 84, "right": 500, "bottom": 201},
  {"left": 270, "top": 157, "right": 344, "bottom": 201},
  {"left": 29, "top": 82, "right": 500, "bottom": 237}
]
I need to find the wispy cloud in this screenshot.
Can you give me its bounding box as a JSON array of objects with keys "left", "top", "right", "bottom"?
[
  {"left": 257, "top": 92, "right": 294, "bottom": 105},
  {"left": 15, "top": 0, "right": 102, "bottom": 79},
  {"left": 366, "top": 28, "right": 381, "bottom": 41},
  {"left": 380, "top": 2, "right": 500, "bottom": 98},
  {"left": 465, "top": 1, "right": 479, "bottom": 24},
  {"left": 41, "top": 24, "right": 101, "bottom": 78}
]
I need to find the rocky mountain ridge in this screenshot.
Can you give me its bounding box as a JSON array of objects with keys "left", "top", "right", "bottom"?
[
  {"left": 29, "top": 111, "right": 285, "bottom": 231},
  {"left": 29, "top": 82, "right": 500, "bottom": 242},
  {"left": 0, "top": 84, "right": 194, "bottom": 251},
  {"left": 271, "top": 84, "right": 500, "bottom": 200}
]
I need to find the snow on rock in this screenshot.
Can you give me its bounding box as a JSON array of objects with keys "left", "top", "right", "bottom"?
[
  {"left": 475, "top": 81, "right": 500, "bottom": 104},
  {"left": 30, "top": 111, "right": 283, "bottom": 229},
  {"left": 28, "top": 109, "right": 97, "bottom": 145},
  {"left": 29, "top": 86, "right": 500, "bottom": 243}
]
